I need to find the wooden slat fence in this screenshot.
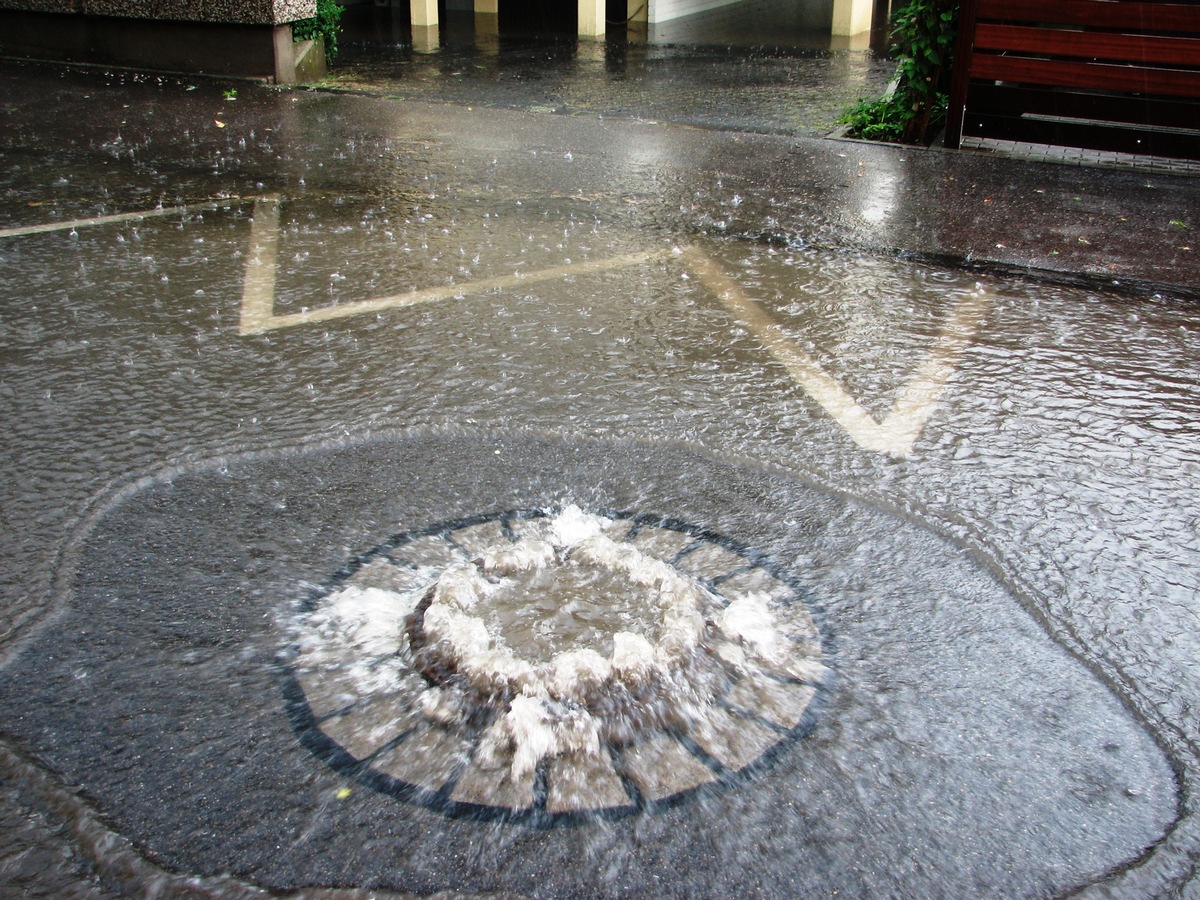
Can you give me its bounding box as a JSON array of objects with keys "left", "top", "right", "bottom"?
[{"left": 945, "top": 0, "right": 1200, "bottom": 159}]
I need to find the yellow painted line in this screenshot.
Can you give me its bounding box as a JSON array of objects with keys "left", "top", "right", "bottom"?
[
  {"left": 0, "top": 199, "right": 242, "bottom": 239},
  {"left": 239, "top": 195, "right": 283, "bottom": 336},
  {"left": 246, "top": 251, "right": 672, "bottom": 334},
  {"left": 683, "top": 246, "right": 990, "bottom": 457},
  {"left": 882, "top": 289, "right": 992, "bottom": 452},
  {"left": 235, "top": 197, "right": 988, "bottom": 456},
  {"left": 239, "top": 195, "right": 674, "bottom": 335}
]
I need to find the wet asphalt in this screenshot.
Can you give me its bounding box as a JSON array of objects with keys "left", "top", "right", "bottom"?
[
  {"left": 1, "top": 19, "right": 1199, "bottom": 898},
  {"left": 3, "top": 49, "right": 1198, "bottom": 296}
]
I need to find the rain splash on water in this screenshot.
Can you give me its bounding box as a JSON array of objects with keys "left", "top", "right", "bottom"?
[{"left": 0, "top": 83, "right": 1198, "bottom": 896}]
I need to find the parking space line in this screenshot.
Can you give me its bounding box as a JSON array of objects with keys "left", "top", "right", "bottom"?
[
  {"left": 235, "top": 198, "right": 988, "bottom": 456},
  {"left": 684, "top": 246, "right": 990, "bottom": 457},
  {"left": 884, "top": 290, "right": 992, "bottom": 452},
  {"left": 240, "top": 195, "right": 283, "bottom": 336},
  {"left": 238, "top": 195, "right": 674, "bottom": 335},
  {"left": 0, "top": 199, "right": 242, "bottom": 240}
]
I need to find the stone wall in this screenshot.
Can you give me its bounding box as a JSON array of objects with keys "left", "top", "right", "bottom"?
[
  {"left": 0, "top": 0, "right": 324, "bottom": 81},
  {"left": 0, "top": 0, "right": 316, "bottom": 24}
]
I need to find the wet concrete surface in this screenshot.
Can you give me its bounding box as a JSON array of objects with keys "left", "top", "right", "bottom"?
[
  {"left": 0, "top": 437, "right": 1180, "bottom": 896},
  {"left": 2, "top": 57, "right": 1197, "bottom": 295},
  {"left": 0, "top": 44, "right": 1199, "bottom": 898},
  {"left": 327, "top": 9, "right": 895, "bottom": 137}
]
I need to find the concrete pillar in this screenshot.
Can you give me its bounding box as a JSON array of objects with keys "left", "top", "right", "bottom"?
[
  {"left": 474, "top": 15, "right": 497, "bottom": 39},
  {"left": 474, "top": 0, "right": 498, "bottom": 38},
  {"left": 412, "top": 24, "right": 440, "bottom": 51},
  {"left": 411, "top": 0, "right": 438, "bottom": 28},
  {"left": 831, "top": 0, "right": 872, "bottom": 36},
  {"left": 627, "top": 0, "right": 648, "bottom": 22},
  {"left": 578, "top": 0, "right": 605, "bottom": 37},
  {"left": 828, "top": 30, "right": 872, "bottom": 50},
  {"left": 274, "top": 23, "right": 328, "bottom": 82}
]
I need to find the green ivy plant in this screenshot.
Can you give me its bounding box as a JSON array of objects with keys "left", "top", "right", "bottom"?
[
  {"left": 840, "top": 92, "right": 910, "bottom": 143},
  {"left": 840, "top": 0, "right": 957, "bottom": 144},
  {"left": 293, "top": 0, "right": 345, "bottom": 62}
]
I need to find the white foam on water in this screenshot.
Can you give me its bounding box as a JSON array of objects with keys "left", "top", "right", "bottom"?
[
  {"left": 423, "top": 602, "right": 492, "bottom": 659},
  {"left": 505, "top": 694, "right": 564, "bottom": 779},
  {"left": 550, "top": 504, "right": 610, "bottom": 547},
  {"left": 464, "top": 648, "right": 538, "bottom": 692},
  {"left": 480, "top": 539, "right": 555, "bottom": 576},
  {"left": 433, "top": 563, "right": 493, "bottom": 611},
  {"left": 487, "top": 695, "right": 602, "bottom": 780},
  {"left": 715, "top": 639, "right": 750, "bottom": 670},
  {"left": 328, "top": 586, "right": 419, "bottom": 654},
  {"left": 296, "top": 584, "right": 429, "bottom": 694},
  {"left": 783, "top": 655, "right": 830, "bottom": 684},
  {"left": 571, "top": 536, "right": 676, "bottom": 589},
  {"left": 611, "top": 631, "right": 656, "bottom": 681},
  {"left": 719, "top": 594, "right": 782, "bottom": 663},
  {"left": 656, "top": 582, "right": 708, "bottom": 658},
  {"left": 353, "top": 657, "right": 410, "bottom": 696},
  {"left": 300, "top": 585, "right": 415, "bottom": 656},
  {"left": 550, "top": 649, "right": 612, "bottom": 702},
  {"left": 419, "top": 686, "right": 465, "bottom": 726}
]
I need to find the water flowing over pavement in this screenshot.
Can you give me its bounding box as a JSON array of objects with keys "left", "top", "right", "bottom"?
[{"left": 1, "top": 54, "right": 1199, "bottom": 897}]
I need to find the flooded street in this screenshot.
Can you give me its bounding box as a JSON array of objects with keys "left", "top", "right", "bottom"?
[
  {"left": 324, "top": 8, "right": 895, "bottom": 136},
  {"left": 1, "top": 45, "right": 1199, "bottom": 897}
]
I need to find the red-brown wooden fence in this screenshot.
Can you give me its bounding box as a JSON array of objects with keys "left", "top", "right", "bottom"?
[{"left": 945, "top": 0, "right": 1200, "bottom": 159}]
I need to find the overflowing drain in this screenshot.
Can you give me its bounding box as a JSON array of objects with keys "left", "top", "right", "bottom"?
[{"left": 285, "top": 507, "right": 826, "bottom": 820}]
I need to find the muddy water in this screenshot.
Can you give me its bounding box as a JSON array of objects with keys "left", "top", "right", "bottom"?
[
  {"left": 328, "top": 0, "right": 895, "bottom": 136},
  {"left": 1, "top": 72, "right": 1199, "bottom": 897}
]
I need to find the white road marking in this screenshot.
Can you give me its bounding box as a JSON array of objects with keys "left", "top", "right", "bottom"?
[
  {"left": 239, "top": 195, "right": 284, "bottom": 336},
  {"left": 238, "top": 197, "right": 987, "bottom": 456},
  {"left": 684, "top": 247, "right": 990, "bottom": 457},
  {"left": 238, "top": 195, "right": 673, "bottom": 335},
  {"left": 0, "top": 199, "right": 240, "bottom": 240},
  {"left": 4, "top": 192, "right": 985, "bottom": 456}
]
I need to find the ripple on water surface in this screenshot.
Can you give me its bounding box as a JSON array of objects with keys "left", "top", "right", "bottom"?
[
  {"left": 0, "top": 434, "right": 1178, "bottom": 896},
  {"left": 1, "top": 183, "right": 1197, "bottom": 894}
]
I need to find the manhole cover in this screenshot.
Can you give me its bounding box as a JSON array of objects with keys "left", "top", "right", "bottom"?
[{"left": 284, "top": 506, "right": 827, "bottom": 820}]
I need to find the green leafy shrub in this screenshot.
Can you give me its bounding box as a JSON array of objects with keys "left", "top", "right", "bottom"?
[
  {"left": 293, "top": 0, "right": 344, "bottom": 62},
  {"left": 840, "top": 0, "right": 957, "bottom": 144},
  {"left": 840, "top": 93, "right": 908, "bottom": 143}
]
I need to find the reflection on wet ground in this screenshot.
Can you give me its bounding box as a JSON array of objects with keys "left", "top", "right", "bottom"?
[
  {"left": 0, "top": 48, "right": 1198, "bottom": 897},
  {"left": 326, "top": 1, "right": 896, "bottom": 135}
]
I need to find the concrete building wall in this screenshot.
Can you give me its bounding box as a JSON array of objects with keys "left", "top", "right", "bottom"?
[
  {"left": 648, "top": 0, "right": 740, "bottom": 25},
  {"left": 643, "top": 0, "right": 837, "bottom": 39},
  {"left": 0, "top": 0, "right": 316, "bottom": 24},
  {"left": 0, "top": 0, "right": 323, "bottom": 81}
]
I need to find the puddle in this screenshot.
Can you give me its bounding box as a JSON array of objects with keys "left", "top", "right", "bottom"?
[
  {"left": 2, "top": 76, "right": 1199, "bottom": 894},
  {"left": 0, "top": 434, "right": 1178, "bottom": 895}
]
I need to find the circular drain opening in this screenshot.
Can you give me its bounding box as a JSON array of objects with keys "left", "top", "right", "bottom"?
[{"left": 285, "top": 507, "right": 827, "bottom": 821}]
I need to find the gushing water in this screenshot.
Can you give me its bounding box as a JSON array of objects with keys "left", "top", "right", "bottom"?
[{"left": 291, "top": 506, "right": 825, "bottom": 813}]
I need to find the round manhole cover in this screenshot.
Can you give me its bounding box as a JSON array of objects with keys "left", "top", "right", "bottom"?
[{"left": 284, "top": 506, "right": 827, "bottom": 821}]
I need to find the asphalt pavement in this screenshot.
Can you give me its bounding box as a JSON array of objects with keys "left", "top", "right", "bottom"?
[{"left": 1, "top": 42, "right": 1199, "bottom": 898}]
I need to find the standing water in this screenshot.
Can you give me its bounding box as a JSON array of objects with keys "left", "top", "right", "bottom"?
[
  {"left": 0, "top": 56, "right": 1198, "bottom": 898},
  {"left": 327, "top": 0, "right": 897, "bottom": 135}
]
